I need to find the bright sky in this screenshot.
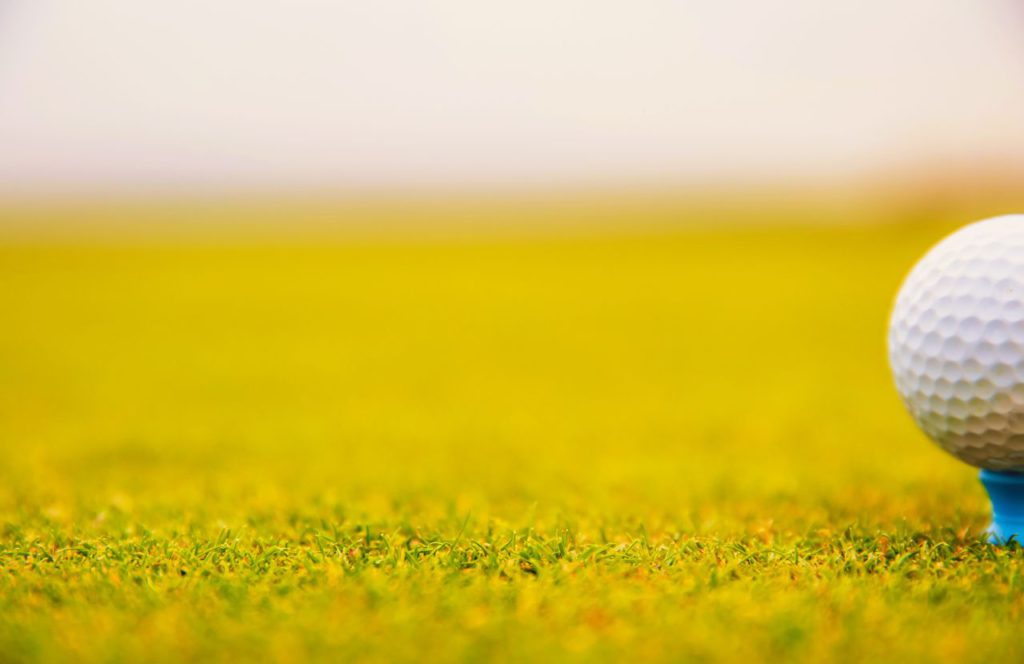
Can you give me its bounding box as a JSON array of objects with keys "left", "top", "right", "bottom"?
[{"left": 0, "top": 1, "right": 1022, "bottom": 192}]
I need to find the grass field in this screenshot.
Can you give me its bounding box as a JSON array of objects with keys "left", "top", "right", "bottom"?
[{"left": 2, "top": 207, "right": 1023, "bottom": 662}]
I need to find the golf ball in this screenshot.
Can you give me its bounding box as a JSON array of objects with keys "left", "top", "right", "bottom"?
[{"left": 888, "top": 215, "right": 1024, "bottom": 469}]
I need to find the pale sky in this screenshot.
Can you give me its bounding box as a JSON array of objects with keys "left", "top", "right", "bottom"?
[{"left": 0, "top": 1, "right": 1022, "bottom": 192}]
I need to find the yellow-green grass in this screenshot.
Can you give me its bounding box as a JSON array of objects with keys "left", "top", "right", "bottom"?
[{"left": 0, "top": 211, "right": 1020, "bottom": 662}]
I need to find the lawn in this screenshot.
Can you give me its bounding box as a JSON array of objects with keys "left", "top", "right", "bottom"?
[{"left": 1, "top": 205, "right": 1022, "bottom": 662}]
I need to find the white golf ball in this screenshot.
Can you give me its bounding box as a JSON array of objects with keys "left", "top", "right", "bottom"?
[{"left": 888, "top": 215, "right": 1024, "bottom": 469}]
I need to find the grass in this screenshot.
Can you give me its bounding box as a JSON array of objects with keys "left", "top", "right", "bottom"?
[{"left": 1, "top": 208, "right": 1023, "bottom": 662}]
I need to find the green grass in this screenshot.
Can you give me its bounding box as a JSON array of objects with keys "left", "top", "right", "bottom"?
[{"left": 1, "top": 213, "right": 1022, "bottom": 662}]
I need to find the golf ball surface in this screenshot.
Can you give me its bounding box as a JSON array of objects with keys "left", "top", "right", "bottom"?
[{"left": 889, "top": 215, "right": 1024, "bottom": 469}]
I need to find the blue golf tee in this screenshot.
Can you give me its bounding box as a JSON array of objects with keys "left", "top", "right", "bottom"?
[{"left": 979, "top": 470, "right": 1024, "bottom": 545}]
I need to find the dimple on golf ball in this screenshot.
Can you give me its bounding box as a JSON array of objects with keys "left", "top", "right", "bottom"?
[{"left": 888, "top": 215, "right": 1024, "bottom": 469}]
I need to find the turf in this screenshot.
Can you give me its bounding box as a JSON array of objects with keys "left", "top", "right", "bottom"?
[{"left": 1, "top": 213, "right": 1023, "bottom": 662}]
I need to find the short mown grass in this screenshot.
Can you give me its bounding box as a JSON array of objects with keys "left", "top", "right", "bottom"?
[{"left": 1, "top": 206, "right": 1021, "bottom": 662}]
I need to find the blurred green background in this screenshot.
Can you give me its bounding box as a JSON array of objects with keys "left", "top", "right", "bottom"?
[{"left": 0, "top": 206, "right": 977, "bottom": 516}]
